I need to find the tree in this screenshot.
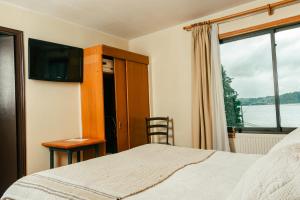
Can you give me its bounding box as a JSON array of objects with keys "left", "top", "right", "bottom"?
[{"left": 222, "top": 67, "right": 244, "bottom": 128}]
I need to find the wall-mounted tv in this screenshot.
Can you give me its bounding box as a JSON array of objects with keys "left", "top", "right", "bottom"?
[{"left": 29, "top": 38, "right": 83, "bottom": 82}]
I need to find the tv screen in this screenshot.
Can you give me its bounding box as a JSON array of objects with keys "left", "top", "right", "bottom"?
[{"left": 29, "top": 38, "right": 83, "bottom": 82}]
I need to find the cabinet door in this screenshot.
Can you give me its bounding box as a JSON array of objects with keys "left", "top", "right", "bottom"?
[
  {"left": 114, "top": 58, "right": 129, "bottom": 151},
  {"left": 126, "top": 61, "right": 150, "bottom": 148},
  {"left": 81, "top": 46, "right": 106, "bottom": 157}
]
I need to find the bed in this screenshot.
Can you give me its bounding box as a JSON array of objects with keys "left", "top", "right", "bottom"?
[{"left": 2, "top": 128, "right": 300, "bottom": 200}]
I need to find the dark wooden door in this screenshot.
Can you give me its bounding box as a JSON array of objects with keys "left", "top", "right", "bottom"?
[
  {"left": 114, "top": 58, "right": 129, "bottom": 152},
  {"left": 0, "top": 35, "right": 18, "bottom": 195},
  {"left": 126, "top": 61, "right": 150, "bottom": 148}
]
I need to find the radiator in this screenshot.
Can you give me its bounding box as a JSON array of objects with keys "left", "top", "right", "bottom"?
[{"left": 230, "top": 133, "right": 286, "bottom": 155}]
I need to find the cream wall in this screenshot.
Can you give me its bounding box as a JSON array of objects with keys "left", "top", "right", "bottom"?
[
  {"left": 0, "top": 2, "right": 128, "bottom": 174},
  {"left": 129, "top": 0, "right": 300, "bottom": 147}
]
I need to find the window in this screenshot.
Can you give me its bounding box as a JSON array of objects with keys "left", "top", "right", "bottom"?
[
  {"left": 276, "top": 26, "right": 300, "bottom": 128},
  {"left": 220, "top": 24, "right": 300, "bottom": 132}
]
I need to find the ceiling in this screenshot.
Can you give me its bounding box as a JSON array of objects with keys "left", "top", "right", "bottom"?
[{"left": 0, "top": 0, "right": 254, "bottom": 39}]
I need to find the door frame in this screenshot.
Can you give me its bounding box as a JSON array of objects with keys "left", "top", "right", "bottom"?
[{"left": 0, "top": 26, "right": 26, "bottom": 177}]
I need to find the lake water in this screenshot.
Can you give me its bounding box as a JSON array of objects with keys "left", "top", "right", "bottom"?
[{"left": 242, "top": 103, "right": 300, "bottom": 127}]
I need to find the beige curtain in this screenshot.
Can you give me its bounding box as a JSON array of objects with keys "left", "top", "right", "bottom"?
[
  {"left": 192, "top": 24, "right": 213, "bottom": 149},
  {"left": 211, "top": 24, "right": 230, "bottom": 151}
]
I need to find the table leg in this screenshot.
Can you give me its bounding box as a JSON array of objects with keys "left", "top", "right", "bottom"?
[
  {"left": 67, "top": 150, "right": 73, "bottom": 165},
  {"left": 50, "top": 149, "right": 54, "bottom": 169},
  {"left": 95, "top": 145, "right": 99, "bottom": 157},
  {"left": 77, "top": 151, "right": 81, "bottom": 162}
]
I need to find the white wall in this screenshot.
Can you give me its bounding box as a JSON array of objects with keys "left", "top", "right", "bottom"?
[
  {"left": 0, "top": 2, "right": 128, "bottom": 174},
  {"left": 129, "top": 0, "right": 300, "bottom": 147}
]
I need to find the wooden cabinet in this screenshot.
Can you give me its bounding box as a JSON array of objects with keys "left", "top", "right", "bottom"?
[{"left": 81, "top": 45, "right": 149, "bottom": 154}]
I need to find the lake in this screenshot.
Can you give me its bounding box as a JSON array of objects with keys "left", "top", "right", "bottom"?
[{"left": 242, "top": 103, "right": 300, "bottom": 127}]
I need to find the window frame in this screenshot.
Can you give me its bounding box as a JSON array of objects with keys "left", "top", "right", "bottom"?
[{"left": 220, "top": 22, "right": 300, "bottom": 134}]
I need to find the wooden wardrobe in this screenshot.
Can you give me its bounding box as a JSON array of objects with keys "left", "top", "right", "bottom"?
[{"left": 81, "top": 45, "right": 150, "bottom": 154}]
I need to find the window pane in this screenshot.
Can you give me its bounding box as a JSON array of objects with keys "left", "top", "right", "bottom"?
[
  {"left": 276, "top": 26, "right": 300, "bottom": 127},
  {"left": 221, "top": 34, "right": 276, "bottom": 128}
]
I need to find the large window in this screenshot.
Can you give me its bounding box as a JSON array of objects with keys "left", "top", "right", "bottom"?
[{"left": 220, "top": 24, "right": 300, "bottom": 132}]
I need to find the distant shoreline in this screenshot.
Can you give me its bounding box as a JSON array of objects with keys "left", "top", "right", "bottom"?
[
  {"left": 239, "top": 91, "right": 300, "bottom": 106},
  {"left": 241, "top": 102, "right": 300, "bottom": 106}
]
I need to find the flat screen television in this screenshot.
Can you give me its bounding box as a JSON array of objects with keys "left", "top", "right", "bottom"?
[{"left": 29, "top": 38, "right": 83, "bottom": 82}]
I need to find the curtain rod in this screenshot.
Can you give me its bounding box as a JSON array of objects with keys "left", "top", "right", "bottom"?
[{"left": 183, "top": 0, "right": 299, "bottom": 31}]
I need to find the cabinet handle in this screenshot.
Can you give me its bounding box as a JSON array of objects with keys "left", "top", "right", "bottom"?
[{"left": 118, "top": 122, "right": 122, "bottom": 129}]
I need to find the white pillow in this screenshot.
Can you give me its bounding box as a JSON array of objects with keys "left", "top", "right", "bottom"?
[
  {"left": 227, "top": 144, "right": 300, "bottom": 200},
  {"left": 269, "top": 128, "right": 300, "bottom": 153}
]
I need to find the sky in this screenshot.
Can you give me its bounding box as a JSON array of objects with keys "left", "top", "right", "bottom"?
[{"left": 220, "top": 26, "right": 300, "bottom": 99}]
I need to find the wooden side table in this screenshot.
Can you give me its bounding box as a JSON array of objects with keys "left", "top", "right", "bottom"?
[{"left": 42, "top": 138, "right": 105, "bottom": 169}]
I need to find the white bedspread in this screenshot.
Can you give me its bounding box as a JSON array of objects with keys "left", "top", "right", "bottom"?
[
  {"left": 2, "top": 145, "right": 260, "bottom": 200},
  {"left": 127, "top": 151, "right": 261, "bottom": 200},
  {"left": 2, "top": 144, "right": 215, "bottom": 200}
]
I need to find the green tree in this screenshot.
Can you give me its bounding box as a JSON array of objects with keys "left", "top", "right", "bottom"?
[{"left": 222, "top": 67, "right": 243, "bottom": 128}]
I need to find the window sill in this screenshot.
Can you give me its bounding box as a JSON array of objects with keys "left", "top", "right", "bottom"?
[{"left": 228, "top": 127, "right": 296, "bottom": 135}]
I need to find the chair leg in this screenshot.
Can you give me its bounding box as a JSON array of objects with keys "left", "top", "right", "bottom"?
[{"left": 50, "top": 149, "right": 54, "bottom": 169}]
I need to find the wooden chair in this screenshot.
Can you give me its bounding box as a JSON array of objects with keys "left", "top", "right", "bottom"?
[{"left": 146, "top": 117, "right": 170, "bottom": 145}]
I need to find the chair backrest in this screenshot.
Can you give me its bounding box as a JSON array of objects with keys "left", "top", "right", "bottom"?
[{"left": 146, "top": 117, "right": 169, "bottom": 144}]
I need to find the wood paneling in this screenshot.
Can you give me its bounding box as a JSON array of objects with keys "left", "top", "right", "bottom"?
[
  {"left": 126, "top": 61, "right": 150, "bottom": 148},
  {"left": 114, "top": 59, "right": 129, "bottom": 151},
  {"left": 81, "top": 46, "right": 106, "bottom": 158},
  {"left": 219, "top": 14, "right": 300, "bottom": 40},
  {"left": 102, "top": 45, "right": 149, "bottom": 65}
]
